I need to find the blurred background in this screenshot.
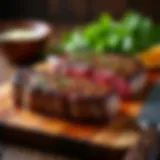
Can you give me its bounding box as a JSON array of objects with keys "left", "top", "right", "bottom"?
[
  {"left": 0, "top": 1, "right": 159, "bottom": 160},
  {"left": 0, "top": 0, "right": 159, "bottom": 23}
]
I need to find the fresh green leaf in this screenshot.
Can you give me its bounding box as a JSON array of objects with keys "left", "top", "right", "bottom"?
[
  {"left": 94, "top": 40, "right": 106, "bottom": 53},
  {"left": 107, "top": 33, "right": 120, "bottom": 50},
  {"left": 151, "top": 24, "right": 160, "bottom": 45},
  {"left": 64, "top": 30, "right": 89, "bottom": 53},
  {"left": 53, "top": 11, "right": 158, "bottom": 56},
  {"left": 62, "top": 32, "right": 72, "bottom": 42},
  {"left": 114, "top": 23, "right": 130, "bottom": 39},
  {"left": 133, "top": 18, "right": 152, "bottom": 51},
  {"left": 121, "top": 11, "right": 142, "bottom": 33},
  {"left": 98, "top": 13, "right": 113, "bottom": 28},
  {"left": 121, "top": 36, "right": 134, "bottom": 53}
]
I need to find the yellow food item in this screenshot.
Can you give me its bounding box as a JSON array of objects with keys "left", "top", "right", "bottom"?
[
  {"left": 138, "top": 45, "right": 160, "bottom": 68},
  {"left": 150, "top": 45, "right": 160, "bottom": 52}
]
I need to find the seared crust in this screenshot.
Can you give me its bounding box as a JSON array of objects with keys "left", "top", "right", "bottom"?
[{"left": 12, "top": 54, "right": 147, "bottom": 123}]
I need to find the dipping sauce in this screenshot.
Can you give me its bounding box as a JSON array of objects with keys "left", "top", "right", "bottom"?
[{"left": 0, "top": 27, "right": 47, "bottom": 42}]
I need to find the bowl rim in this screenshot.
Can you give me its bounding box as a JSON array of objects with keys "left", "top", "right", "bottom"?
[{"left": 0, "top": 19, "right": 53, "bottom": 43}]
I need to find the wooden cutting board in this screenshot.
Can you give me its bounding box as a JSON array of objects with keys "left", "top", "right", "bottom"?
[{"left": 0, "top": 63, "right": 159, "bottom": 159}]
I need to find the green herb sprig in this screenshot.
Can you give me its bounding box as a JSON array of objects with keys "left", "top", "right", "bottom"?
[{"left": 52, "top": 11, "right": 160, "bottom": 56}]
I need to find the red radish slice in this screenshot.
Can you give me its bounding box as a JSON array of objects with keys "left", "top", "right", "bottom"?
[
  {"left": 114, "top": 77, "right": 131, "bottom": 98},
  {"left": 73, "top": 67, "right": 91, "bottom": 77},
  {"left": 93, "top": 70, "right": 116, "bottom": 84},
  {"left": 63, "top": 66, "right": 74, "bottom": 76},
  {"left": 66, "top": 64, "right": 92, "bottom": 78}
]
